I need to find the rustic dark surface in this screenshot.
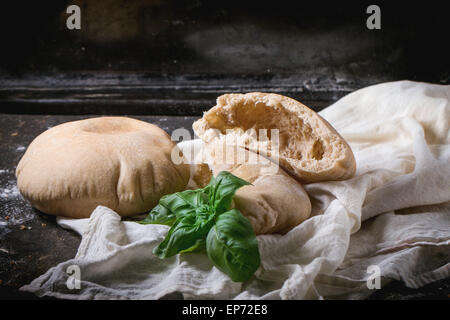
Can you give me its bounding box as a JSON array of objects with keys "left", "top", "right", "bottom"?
[
  {"left": 0, "top": 73, "right": 364, "bottom": 116},
  {"left": 0, "top": 114, "right": 449, "bottom": 300}
]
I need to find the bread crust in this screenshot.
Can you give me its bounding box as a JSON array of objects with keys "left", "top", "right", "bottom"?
[
  {"left": 193, "top": 92, "right": 356, "bottom": 183},
  {"left": 16, "top": 117, "right": 190, "bottom": 218},
  {"left": 200, "top": 142, "right": 312, "bottom": 235}
]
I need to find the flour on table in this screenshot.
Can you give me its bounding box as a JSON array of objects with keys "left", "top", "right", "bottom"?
[{"left": 0, "top": 170, "right": 35, "bottom": 237}]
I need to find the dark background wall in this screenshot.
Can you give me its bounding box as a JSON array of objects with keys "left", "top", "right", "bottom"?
[{"left": 0, "top": 0, "right": 448, "bottom": 114}]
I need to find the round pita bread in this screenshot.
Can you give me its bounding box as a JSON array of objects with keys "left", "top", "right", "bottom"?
[{"left": 16, "top": 117, "right": 190, "bottom": 218}]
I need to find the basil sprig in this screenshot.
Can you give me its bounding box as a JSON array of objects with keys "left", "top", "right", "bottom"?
[{"left": 139, "top": 171, "right": 261, "bottom": 282}]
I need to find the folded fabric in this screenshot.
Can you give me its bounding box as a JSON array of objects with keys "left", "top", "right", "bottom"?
[{"left": 21, "top": 81, "right": 450, "bottom": 299}]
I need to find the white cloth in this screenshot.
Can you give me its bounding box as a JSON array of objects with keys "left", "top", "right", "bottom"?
[{"left": 21, "top": 81, "right": 450, "bottom": 299}]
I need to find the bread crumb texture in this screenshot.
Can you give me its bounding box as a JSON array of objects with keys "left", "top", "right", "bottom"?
[{"left": 193, "top": 92, "right": 356, "bottom": 183}]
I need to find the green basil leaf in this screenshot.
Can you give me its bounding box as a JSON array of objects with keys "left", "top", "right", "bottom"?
[
  {"left": 153, "top": 209, "right": 215, "bottom": 258},
  {"left": 141, "top": 171, "right": 259, "bottom": 283},
  {"left": 206, "top": 209, "right": 260, "bottom": 282},
  {"left": 139, "top": 189, "right": 210, "bottom": 225},
  {"left": 139, "top": 203, "right": 176, "bottom": 226},
  {"left": 179, "top": 238, "right": 206, "bottom": 254},
  {"left": 206, "top": 171, "right": 251, "bottom": 215}
]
